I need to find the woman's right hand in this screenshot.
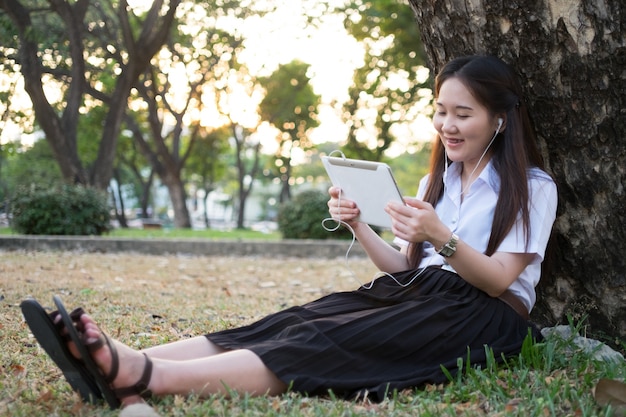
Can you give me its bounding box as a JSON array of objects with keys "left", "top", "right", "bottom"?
[{"left": 327, "top": 186, "right": 360, "bottom": 226}]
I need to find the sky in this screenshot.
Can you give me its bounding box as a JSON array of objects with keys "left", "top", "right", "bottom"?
[
  {"left": 0, "top": 0, "right": 363, "bottom": 149},
  {"left": 228, "top": 0, "right": 367, "bottom": 153},
  {"left": 229, "top": 0, "right": 435, "bottom": 157},
  {"left": 1, "top": 0, "right": 435, "bottom": 156}
]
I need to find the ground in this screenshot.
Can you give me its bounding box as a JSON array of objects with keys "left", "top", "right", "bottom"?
[
  {"left": 2, "top": 249, "right": 379, "bottom": 337},
  {"left": 3, "top": 250, "right": 625, "bottom": 417},
  {"left": 0, "top": 250, "right": 378, "bottom": 415}
]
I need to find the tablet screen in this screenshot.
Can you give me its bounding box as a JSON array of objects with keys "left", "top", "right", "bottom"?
[{"left": 322, "top": 156, "right": 404, "bottom": 229}]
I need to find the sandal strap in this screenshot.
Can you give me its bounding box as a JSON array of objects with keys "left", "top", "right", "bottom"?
[
  {"left": 56, "top": 306, "right": 120, "bottom": 385},
  {"left": 49, "top": 307, "right": 86, "bottom": 341},
  {"left": 112, "top": 353, "right": 153, "bottom": 399},
  {"left": 69, "top": 308, "right": 87, "bottom": 332},
  {"left": 49, "top": 311, "right": 68, "bottom": 337},
  {"left": 101, "top": 334, "right": 119, "bottom": 385}
]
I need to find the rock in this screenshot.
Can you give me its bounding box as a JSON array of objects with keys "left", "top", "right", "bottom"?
[{"left": 541, "top": 325, "right": 625, "bottom": 363}]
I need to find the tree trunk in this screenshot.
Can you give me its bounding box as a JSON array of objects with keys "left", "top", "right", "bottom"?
[
  {"left": 139, "top": 169, "right": 155, "bottom": 220},
  {"left": 1, "top": 0, "right": 88, "bottom": 184},
  {"left": 125, "top": 113, "right": 192, "bottom": 228},
  {"left": 202, "top": 187, "right": 212, "bottom": 229},
  {"left": 232, "top": 124, "right": 262, "bottom": 230},
  {"left": 407, "top": 0, "right": 626, "bottom": 340},
  {"left": 161, "top": 174, "right": 191, "bottom": 229},
  {"left": 111, "top": 168, "right": 128, "bottom": 228}
]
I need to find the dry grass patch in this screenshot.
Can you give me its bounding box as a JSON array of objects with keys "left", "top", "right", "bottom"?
[{"left": 0, "top": 250, "right": 377, "bottom": 416}]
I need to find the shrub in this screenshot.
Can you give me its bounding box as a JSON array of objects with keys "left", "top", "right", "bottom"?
[
  {"left": 277, "top": 189, "right": 353, "bottom": 240},
  {"left": 10, "top": 185, "right": 111, "bottom": 235}
]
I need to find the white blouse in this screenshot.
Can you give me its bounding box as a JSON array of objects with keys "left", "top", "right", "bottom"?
[{"left": 395, "top": 160, "right": 558, "bottom": 312}]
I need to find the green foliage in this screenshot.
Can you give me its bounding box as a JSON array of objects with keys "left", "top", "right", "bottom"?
[
  {"left": 277, "top": 189, "right": 351, "bottom": 240},
  {"left": 0, "top": 139, "right": 63, "bottom": 201},
  {"left": 387, "top": 143, "right": 432, "bottom": 195},
  {"left": 185, "top": 126, "right": 230, "bottom": 188},
  {"left": 259, "top": 59, "right": 321, "bottom": 147},
  {"left": 10, "top": 185, "right": 110, "bottom": 235},
  {"left": 259, "top": 60, "right": 322, "bottom": 201},
  {"left": 338, "top": 0, "right": 430, "bottom": 161}
]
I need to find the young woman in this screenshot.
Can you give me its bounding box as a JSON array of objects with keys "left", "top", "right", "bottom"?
[{"left": 22, "top": 55, "right": 557, "bottom": 410}]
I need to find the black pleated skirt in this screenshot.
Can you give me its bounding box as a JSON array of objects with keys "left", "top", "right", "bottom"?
[{"left": 207, "top": 266, "right": 541, "bottom": 400}]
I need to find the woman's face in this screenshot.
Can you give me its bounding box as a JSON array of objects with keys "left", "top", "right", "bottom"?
[{"left": 433, "top": 77, "right": 501, "bottom": 170}]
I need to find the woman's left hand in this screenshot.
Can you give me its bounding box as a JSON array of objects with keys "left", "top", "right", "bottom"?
[{"left": 385, "top": 198, "right": 451, "bottom": 248}]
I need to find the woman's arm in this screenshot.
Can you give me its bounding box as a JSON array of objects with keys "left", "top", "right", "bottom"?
[
  {"left": 328, "top": 187, "right": 410, "bottom": 272},
  {"left": 385, "top": 198, "right": 533, "bottom": 296}
]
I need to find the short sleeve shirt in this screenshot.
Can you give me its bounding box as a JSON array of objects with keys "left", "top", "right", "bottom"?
[{"left": 394, "top": 160, "right": 558, "bottom": 312}]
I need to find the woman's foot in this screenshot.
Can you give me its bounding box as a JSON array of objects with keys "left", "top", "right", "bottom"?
[
  {"left": 56, "top": 309, "right": 154, "bottom": 407},
  {"left": 78, "top": 314, "right": 153, "bottom": 406}
]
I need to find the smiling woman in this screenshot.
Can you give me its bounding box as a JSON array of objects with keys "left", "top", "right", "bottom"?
[{"left": 433, "top": 77, "right": 505, "bottom": 192}]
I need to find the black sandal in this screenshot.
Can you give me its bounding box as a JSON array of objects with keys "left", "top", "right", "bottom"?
[
  {"left": 53, "top": 295, "right": 153, "bottom": 409},
  {"left": 20, "top": 299, "right": 103, "bottom": 403}
]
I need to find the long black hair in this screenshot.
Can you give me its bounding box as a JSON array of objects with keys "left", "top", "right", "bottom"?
[{"left": 408, "top": 55, "right": 545, "bottom": 268}]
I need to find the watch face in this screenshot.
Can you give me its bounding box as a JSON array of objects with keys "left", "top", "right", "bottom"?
[
  {"left": 439, "top": 234, "right": 458, "bottom": 257},
  {"left": 440, "top": 246, "right": 454, "bottom": 257}
]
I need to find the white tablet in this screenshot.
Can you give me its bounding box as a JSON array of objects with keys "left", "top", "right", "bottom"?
[{"left": 321, "top": 156, "right": 404, "bottom": 229}]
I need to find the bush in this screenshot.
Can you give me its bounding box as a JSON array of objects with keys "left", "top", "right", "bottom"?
[
  {"left": 10, "top": 185, "right": 111, "bottom": 235},
  {"left": 277, "top": 189, "right": 353, "bottom": 240}
]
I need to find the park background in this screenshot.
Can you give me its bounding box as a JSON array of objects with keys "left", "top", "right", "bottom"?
[
  {"left": 0, "top": 0, "right": 434, "bottom": 233},
  {"left": 0, "top": 0, "right": 625, "bottom": 415}
]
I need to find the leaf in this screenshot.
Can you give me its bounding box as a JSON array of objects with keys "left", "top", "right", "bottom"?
[
  {"left": 593, "top": 378, "right": 626, "bottom": 416},
  {"left": 504, "top": 398, "right": 522, "bottom": 412},
  {"left": 10, "top": 364, "right": 25, "bottom": 376},
  {"left": 36, "top": 390, "right": 53, "bottom": 403}
]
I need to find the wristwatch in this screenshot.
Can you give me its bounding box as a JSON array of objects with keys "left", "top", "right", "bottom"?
[{"left": 437, "top": 233, "right": 459, "bottom": 257}]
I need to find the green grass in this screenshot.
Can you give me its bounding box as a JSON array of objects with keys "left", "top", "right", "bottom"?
[
  {"left": 12, "top": 334, "right": 621, "bottom": 417},
  {"left": 1, "top": 249, "right": 625, "bottom": 416},
  {"left": 0, "top": 226, "right": 398, "bottom": 241},
  {"left": 143, "top": 335, "right": 626, "bottom": 416}
]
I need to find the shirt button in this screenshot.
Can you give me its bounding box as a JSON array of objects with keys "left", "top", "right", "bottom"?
[{"left": 451, "top": 218, "right": 458, "bottom": 224}]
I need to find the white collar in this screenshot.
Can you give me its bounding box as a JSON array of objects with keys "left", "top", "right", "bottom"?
[{"left": 444, "top": 159, "right": 500, "bottom": 203}]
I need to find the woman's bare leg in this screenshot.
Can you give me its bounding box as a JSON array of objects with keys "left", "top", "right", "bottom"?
[
  {"left": 79, "top": 315, "right": 287, "bottom": 406},
  {"left": 141, "top": 336, "right": 226, "bottom": 361},
  {"left": 149, "top": 349, "right": 288, "bottom": 397}
]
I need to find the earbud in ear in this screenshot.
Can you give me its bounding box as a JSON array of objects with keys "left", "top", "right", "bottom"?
[{"left": 496, "top": 118, "right": 503, "bottom": 133}]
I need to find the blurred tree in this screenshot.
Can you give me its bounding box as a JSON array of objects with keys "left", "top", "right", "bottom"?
[
  {"left": 1, "top": 139, "right": 63, "bottom": 196},
  {"left": 122, "top": 1, "right": 265, "bottom": 228},
  {"left": 0, "top": 0, "right": 181, "bottom": 189},
  {"left": 185, "top": 125, "right": 229, "bottom": 229},
  {"left": 212, "top": 63, "right": 266, "bottom": 230},
  {"left": 386, "top": 142, "right": 431, "bottom": 196},
  {"left": 259, "top": 60, "right": 320, "bottom": 203},
  {"left": 338, "top": 0, "right": 429, "bottom": 161},
  {"left": 110, "top": 127, "right": 155, "bottom": 228},
  {"left": 229, "top": 123, "right": 262, "bottom": 229}
]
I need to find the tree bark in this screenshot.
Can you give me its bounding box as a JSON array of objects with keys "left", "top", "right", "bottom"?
[{"left": 407, "top": 0, "right": 626, "bottom": 340}]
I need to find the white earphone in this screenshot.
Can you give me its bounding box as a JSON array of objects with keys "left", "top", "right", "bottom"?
[{"left": 497, "top": 117, "right": 503, "bottom": 133}]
